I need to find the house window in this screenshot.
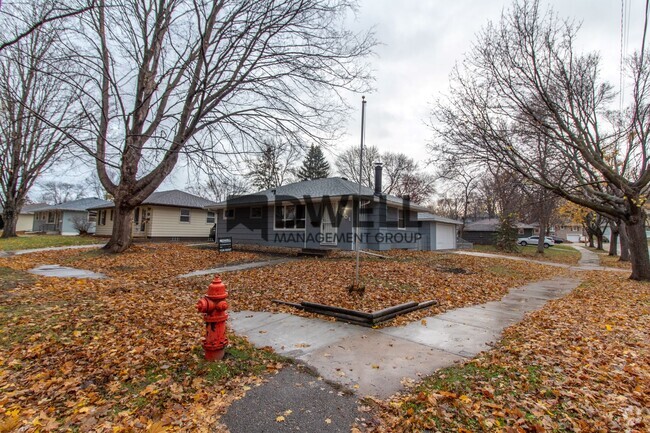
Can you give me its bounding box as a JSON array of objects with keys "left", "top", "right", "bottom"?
[
  {"left": 398, "top": 209, "right": 405, "bottom": 230},
  {"left": 206, "top": 211, "right": 215, "bottom": 224},
  {"left": 99, "top": 210, "right": 106, "bottom": 225},
  {"left": 88, "top": 211, "right": 97, "bottom": 223},
  {"left": 250, "top": 207, "right": 262, "bottom": 218},
  {"left": 180, "top": 208, "right": 191, "bottom": 223},
  {"left": 47, "top": 211, "right": 55, "bottom": 223},
  {"left": 275, "top": 204, "right": 306, "bottom": 230},
  {"left": 110, "top": 209, "right": 113, "bottom": 221},
  {"left": 224, "top": 209, "right": 235, "bottom": 220}
]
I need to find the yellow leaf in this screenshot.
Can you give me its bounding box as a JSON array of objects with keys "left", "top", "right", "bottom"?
[
  {"left": 283, "top": 409, "right": 292, "bottom": 416},
  {"left": 276, "top": 416, "right": 285, "bottom": 422},
  {"left": 605, "top": 324, "right": 612, "bottom": 331},
  {"left": 325, "top": 418, "right": 332, "bottom": 424}
]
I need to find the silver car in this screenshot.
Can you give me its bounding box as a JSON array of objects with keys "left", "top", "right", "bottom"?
[{"left": 518, "top": 236, "right": 555, "bottom": 248}]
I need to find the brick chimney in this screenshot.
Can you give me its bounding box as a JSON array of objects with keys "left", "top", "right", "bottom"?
[{"left": 374, "top": 162, "right": 383, "bottom": 196}]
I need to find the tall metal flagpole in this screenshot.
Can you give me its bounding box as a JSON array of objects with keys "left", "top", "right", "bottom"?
[{"left": 355, "top": 96, "right": 366, "bottom": 287}]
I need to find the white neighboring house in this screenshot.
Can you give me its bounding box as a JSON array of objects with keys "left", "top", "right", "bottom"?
[
  {"left": 89, "top": 190, "right": 218, "bottom": 241},
  {"left": 0, "top": 203, "right": 48, "bottom": 232},
  {"left": 31, "top": 198, "right": 113, "bottom": 235}
]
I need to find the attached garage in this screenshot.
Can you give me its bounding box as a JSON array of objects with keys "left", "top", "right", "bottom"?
[
  {"left": 567, "top": 234, "right": 581, "bottom": 243},
  {"left": 417, "top": 213, "right": 461, "bottom": 251},
  {"left": 435, "top": 223, "right": 457, "bottom": 250}
]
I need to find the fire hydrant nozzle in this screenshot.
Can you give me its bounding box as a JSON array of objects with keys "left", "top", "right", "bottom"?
[{"left": 197, "top": 275, "right": 229, "bottom": 361}]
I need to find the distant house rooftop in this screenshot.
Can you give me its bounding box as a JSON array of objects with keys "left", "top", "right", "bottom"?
[
  {"left": 207, "top": 177, "right": 430, "bottom": 211},
  {"left": 464, "top": 218, "right": 535, "bottom": 232},
  {"left": 30, "top": 198, "right": 112, "bottom": 213},
  {"left": 88, "top": 190, "right": 217, "bottom": 210}
]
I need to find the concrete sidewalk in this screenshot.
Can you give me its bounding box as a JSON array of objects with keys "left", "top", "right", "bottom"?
[
  {"left": 177, "top": 258, "right": 295, "bottom": 278},
  {"left": 0, "top": 243, "right": 105, "bottom": 258},
  {"left": 228, "top": 276, "right": 580, "bottom": 399},
  {"left": 454, "top": 248, "right": 628, "bottom": 273}
]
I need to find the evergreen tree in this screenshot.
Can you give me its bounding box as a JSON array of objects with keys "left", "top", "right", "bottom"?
[
  {"left": 496, "top": 213, "right": 519, "bottom": 252},
  {"left": 247, "top": 140, "right": 299, "bottom": 190},
  {"left": 297, "top": 145, "right": 330, "bottom": 181}
]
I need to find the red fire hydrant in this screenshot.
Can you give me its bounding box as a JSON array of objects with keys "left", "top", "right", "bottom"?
[{"left": 197, "top": 275, "right": 229, "bottom": 361}]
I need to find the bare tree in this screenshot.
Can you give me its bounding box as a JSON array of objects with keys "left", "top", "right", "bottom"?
[
  {"left": 432, "top": 0, "right": 650, "bottom": 280},
  {"left": 67, "top": 0, "right": 374, "bottom": 252},
  {"left": 38, "top": 181, "right": 86, "bottom": 204},
  {"left": 0, "top": 3, "right": 81, "bottom": 237},
  {"left": 335, "top": 145, "right": 381, "bottom": 188},
  {"left": 246, "top": 139, "right": 301, "bottom": 190},
  {"left": 0, "top": 0, "right": 95, "bottom": 52},
  {"left": 187, "top": 174, "right": 248, "bottom": 203}
]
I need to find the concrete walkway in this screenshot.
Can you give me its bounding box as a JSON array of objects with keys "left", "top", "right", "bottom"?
[
  {"left": 229, "top": 276, "right": 580, "bottom": 398},
  {"left": 0, "top": 243, "right": 105, "bottom": 258},
  {"left": 454, "top": 248, "right": 628, "bottom": 273},
  {"left": 178, "top": 258, "right": 295, "bottom": 278},
  {"left": 28, "top": 264, "right": 106, "bottom": 279}
]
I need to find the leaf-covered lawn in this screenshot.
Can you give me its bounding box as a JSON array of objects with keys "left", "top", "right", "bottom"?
[
  {"left": 471, "top": 244, "right": 581, "bottom": 265},
  {"left": 193, "top": 250, "right": 564, "bottom": 326},
  {"left": 0, "top": 244, "right": 565, "bottom": 431},
  {"left": 0, "top": 235, "right": 105, "bottom": 251},
  {"left": 364, "top": 272, "right": 650, "bottom": 432},
  {"left": 0, "top": 244, "right": 282, "bottom": 432},
  {"left": 587, "top": 248, "right": 633, "bottom": 270}
]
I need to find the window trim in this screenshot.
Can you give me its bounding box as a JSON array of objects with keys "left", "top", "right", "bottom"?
[
  {"left": 206, "top": 211, "right": 216, "bottom": 224},
  {"left": 274, "top": 204, "right": 306, "bottom": 231},
  {"left": 250, "top": 207, "right": 263, "bottom": 219},
  {"left": 397, "top": 209, "right": 406, "bottom": 230},
  {"left": 179, "top": 208, "right": 191, "bottom": 223},
  {"left": 223, "top": 209, "right": 235, "bottom": 220}
]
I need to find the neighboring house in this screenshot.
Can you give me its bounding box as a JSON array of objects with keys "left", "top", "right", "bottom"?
[
  {"left": 89, "top": 190, "right": 218, "bottom": 241},
  {"left": 31, "top": 198, "right": 112, "bottom": 235},
  {"left": 462, "top": 218, "right": 535, "bottom": 245},
  {"left": 207, "top": 169, "right": 461, "bottom": 252},
  {"left": 543, "top": 222, "right": 584, "bottom": 242},
  {"left": 0, "top": 203, "right": 48, "bottom": 232}
]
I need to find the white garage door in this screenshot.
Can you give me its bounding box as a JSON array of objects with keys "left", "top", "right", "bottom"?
[
  {"left": 567, "top": 234, "right": 581, "bottom": 243},
  {"left": 436, "top": 224, "right": 456, "bottom": 250}
]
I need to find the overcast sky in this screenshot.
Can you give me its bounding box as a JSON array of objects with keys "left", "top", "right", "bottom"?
[{"left": 37, "top": 0, "right": 648, "bottom": 198}]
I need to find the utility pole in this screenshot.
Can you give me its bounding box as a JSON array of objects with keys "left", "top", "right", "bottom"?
[{"left": 354, "top": 96, "right": 366, "bottom": 288}]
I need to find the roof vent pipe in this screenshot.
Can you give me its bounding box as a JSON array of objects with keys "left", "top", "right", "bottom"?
[{"left": 374, "top": 162, "right": 383, "bottom": 196}]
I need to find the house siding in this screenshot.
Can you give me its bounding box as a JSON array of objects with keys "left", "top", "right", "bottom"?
[
  {"left": 16, "top": 214, "right": 33, "bottom": 232},
  {"left": 149, "top": 206, "right": 214, "bottom": 239}
]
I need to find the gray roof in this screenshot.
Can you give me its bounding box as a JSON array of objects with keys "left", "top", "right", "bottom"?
[
  {"left": 0, "top": 203, "right": 47, "bottom": 214},
  {"left": 207, "top": 177, "right": 430, "bottom": 212},
  {"left": 417, "top": 212, "right": 463, "bottom": 225},
  {"left": 464, "top": 218, "right": 535, "bottom": 232},
  {"left": 88, "top": 190, "right": 217, "bottom": 210},
  {"left": 30, "top": 198, "right": 113, "bottom": 212},
  {"left": 21, "top": 203, "right": 48, "bottom": 214}
]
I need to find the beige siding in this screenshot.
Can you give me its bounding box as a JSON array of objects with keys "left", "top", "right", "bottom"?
[
  {"left": 149, "top": 206, "right": 214, "bottom": 238},
  {"left": 94, "top": 209, "right": 114, "bottom": 236},
  {"left": 16, "top": 214, "right": 34, "bottom": 231}
]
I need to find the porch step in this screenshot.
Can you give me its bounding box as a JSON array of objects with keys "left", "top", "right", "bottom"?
[{"left": 298, "top": 248, "right": 334, "bottom": 257}]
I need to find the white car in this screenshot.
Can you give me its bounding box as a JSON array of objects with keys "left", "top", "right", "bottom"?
[{"left": 518, "top": 236, "right": 555, "bottom": 248}]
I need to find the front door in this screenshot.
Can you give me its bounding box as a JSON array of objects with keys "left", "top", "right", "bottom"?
[{"left": 320, "top": 203, "right": 338, "bottom": 246}]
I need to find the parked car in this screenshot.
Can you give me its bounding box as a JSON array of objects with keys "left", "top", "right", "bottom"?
[
  {"left": 518, "top": 236, "right": 555, "bottom": 248},
  {"left": 549, "top": 236, "right": 564, "bottom": 244}
]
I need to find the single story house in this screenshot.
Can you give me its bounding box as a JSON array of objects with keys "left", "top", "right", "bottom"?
[
  {"left": 31, "top": 198, "right": 113, "bottom": 235},
  {"left": 207, "top": 168, "right": 461, "bottom": 252},
  {"left": 0, "top": 203, "right": 47, "bottom": 232},
  {"left": 462, "top": 218, "right": 535, "bottom": 245},
  {"left": 89, "top": 190, "right": 218, "bottom": 241}
]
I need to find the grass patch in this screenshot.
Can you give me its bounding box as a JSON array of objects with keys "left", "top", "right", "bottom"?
[
  {"left": 0, "top": 235, "right": 104, "bottom": 251},
  {"left": 0, "top": 266, "right": 35, "bottom": 290},
  {"left": 472, "top": 244, "right": 580, "bottom": 264}
]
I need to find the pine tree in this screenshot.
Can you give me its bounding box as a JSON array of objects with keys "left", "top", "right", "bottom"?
[{"left": 297, "top": 145, "right": 330, "bottom": 181}]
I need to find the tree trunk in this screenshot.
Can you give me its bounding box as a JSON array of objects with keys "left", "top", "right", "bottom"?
[
  {"left": 619, "top": 223, "right": 630, "bottom": 262},
  {"left": 596, "top": 234, "right": 603, "bottom": 250},
  {"left": 1, "top": 207, "right": 18, "bottom": 238},
  {"left": 537, "top": 219, "right": 546, "bottom": 254},
  {"left": 103, "top": 205, "right": 134, "bottom": 253},
  {"left": 609, "top": 232, "right": 619, "bottom": 256},
  {"left": 588, "top": 233, "right": 595, "bottom": 248},
  {"left": 625, "top": 215, "right": 650, "bottom": 281}
]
